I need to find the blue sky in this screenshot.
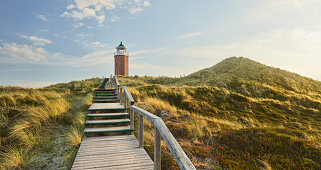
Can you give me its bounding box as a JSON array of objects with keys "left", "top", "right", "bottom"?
[{"left": 1, "top": 0, "right": 321, "bottom": 87}]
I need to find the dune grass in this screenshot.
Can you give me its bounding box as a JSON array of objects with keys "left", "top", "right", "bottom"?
[
  {"left": 1, "top": 57, "right": 320, "bottom": 169},
  {"left": 0, "top": 86, "right": 90, "bottom": 169},
  {"left": 118, "top": 74, "right": 321, "bottom": 169}
]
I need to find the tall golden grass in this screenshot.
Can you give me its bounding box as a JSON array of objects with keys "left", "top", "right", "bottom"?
[{"left": 0, "top": 88, "right": 88, "bottom": 169}]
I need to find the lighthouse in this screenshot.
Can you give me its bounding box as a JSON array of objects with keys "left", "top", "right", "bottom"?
[{"left": 114, "top": 42, "right": 129, "bottom": 76}]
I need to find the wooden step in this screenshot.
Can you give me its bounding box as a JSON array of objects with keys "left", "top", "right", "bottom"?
[
  {"left": 92, "top": 99, "right": 119, "bottom": 102},
  {"left": 85, "top": 119, "right": 130, "bottom": 125},
  {"left": 94, "top": 94, "right": 117, "bottom": 96},
  {"left": 94, "top": 91, "right": 116, "bottom": 93},
  {"left": 87, "top": 113, "right": 129, "bottom": 117},
  {"left": 93, "top": 96, "right": 118, "bottom": 99},
  {"left": 94, "top": 93, "right": 116, "bottom": 95},
  {"left": 94, "top": 90, "right": 115, "bottom": 93},
  {"left": 88, "top": 103, "right": 125, "bottom": 111},
  {"left": 84, "top": 126, "right": 133, "bottom": 133},
  {"left": 95, "top": 89, "right": 115, "bottom": 91}
]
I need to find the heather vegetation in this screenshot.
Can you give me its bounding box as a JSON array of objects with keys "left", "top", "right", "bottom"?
[{"left": 116, "top": 57, "right": 321, "bottom": 169}]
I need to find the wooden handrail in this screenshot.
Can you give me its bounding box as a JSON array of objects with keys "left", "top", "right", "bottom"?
[
  {"left": 114, "top": 76, "right": 120, "bottom": 87},
  {"left": 131, "top": 106, "right": 196, "bottom": 170},
  {"left": 119, "top": 86, "right": 135, "bottom": 105},
  {"left": 105, "top": 75, "right": 195, "bottom": 170}
]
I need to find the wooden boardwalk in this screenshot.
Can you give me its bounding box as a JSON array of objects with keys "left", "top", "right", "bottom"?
[
  {"left": 71, "top": 77, "right": 196, "bottom": 170},
  {"left": 72, "top": 80, "right": 153, "bottom": 169},
  {"left": 72, "top": 135, "right": 153, "bottom": 170}
]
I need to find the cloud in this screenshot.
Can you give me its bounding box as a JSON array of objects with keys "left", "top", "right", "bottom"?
[
  {"left": 130, "top": 48, "right": 165, "bottom": 56},
  {"left": 0, "top": 41, "right": 114, "bottom": 67},
  {"left": 129, "top": 7, "right": 143, "bottom": 14},
  {"left": 143, "top": 1, "right": 151, "bottom": 7},
  {"left": 61, "top": 7, "right": 105, "bottom": 24},
  {"left": 173, "top": 32, "right": 204, "bottom": 40},
  {"left": 75, "top": 39, "right": 109, "bottom": 50},
  {"left": 110, "top": 15, "right": 120, "bottom": 22},
  {"left": 67, "top": 4, "right": 75, "bottom": 10},
  {"left": 20, "top": 35, "right": 53, "bottom": 46},
  {"left": 37, "top": 15, "right": 48, "bottom": 22},
  {"left": 61, "top": 0, "right": 151, "bottom": 24},
  {"left": 72, "top": 50, "right": 114, "bottom": 67},
  {"left": 72, "top": 22, "right": 84, "bottom": 28},
  {"left": 0, "top": 43, "right": 47, "bottom": 62}
]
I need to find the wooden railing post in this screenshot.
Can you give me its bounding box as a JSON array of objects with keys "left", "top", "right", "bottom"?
[
  {"left": 119, "top": 89, "right": 123, "bottom": 104},
  {"left": 118, "top": 88, "right": 120, "bottom": 100},
  {"left": 154, "top": 127, "right": 161, "bottom": 170},
  {"left": 139, "top": 115, "right": 144, "bottom": 148},
  {"left": 124, "top": 92, "right": 127, "bottom": 108},
  {"left": 130, "top": 108, "right": 134, "bottom": 134}
]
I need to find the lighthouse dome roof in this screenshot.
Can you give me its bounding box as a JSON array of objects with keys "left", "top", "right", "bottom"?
[{"left": 117, "top": 42, "right": 126, "bottom": 49}]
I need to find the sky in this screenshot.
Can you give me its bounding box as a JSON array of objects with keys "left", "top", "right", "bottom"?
[{"left": 1, "top": 0, "right": 321, "bottom": 88}]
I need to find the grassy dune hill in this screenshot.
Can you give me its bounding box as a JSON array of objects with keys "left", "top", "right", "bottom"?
[
  {"left": 174, "top": 57, "right": 321, "bottom": 93},
  {"left": 116, "top": 57, "right": 321, "bottom": 169},
  {"left": 1, "top": 58, "right": 320, "bottom": 169}
]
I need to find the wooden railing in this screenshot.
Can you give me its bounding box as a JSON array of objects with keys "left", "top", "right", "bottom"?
[{"left": 106, "top": 76, "right": 196, "bottom": 170}]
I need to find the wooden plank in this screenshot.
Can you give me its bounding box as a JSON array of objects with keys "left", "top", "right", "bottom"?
[
  {"left": 84, "top": 126, "right": 132, "bottom": 133},
  {"left": 73, "top": 158, "right": 153, "bottom": 169},
  {"left": 72, "top": 135, "right": 153, "bottom": 170},
  {"left": 77, "top": 143, "right": 139, "bottom": 153},
  {"left": 80, "top": 135, "right": 136, "bottom": 142},
  {"left": 85, "top": 119, "right": 129, "bottom": 125},
  {"left": 92, "top": 99, "right": 119, "bottom": 102},
  {"left": 94, "top": 94, "right": 117, "bottom": 96},
  {"left": 88, "top": 103, "right": 125, "bottom": 111},
  {"left": 76, "top": 147, "right": 144, "bottom": 157},
  {"left": 74, "top": 155, "right": 151, "bottom": 165},
  {"left": 87, "top": 113, "right": 128, "bottom": 117},
  {"left": 75, "top": 150, "right": 148, "bottom": 161},
  {"left": 93, "top": 96, "right": 118, "bottom": 99}
]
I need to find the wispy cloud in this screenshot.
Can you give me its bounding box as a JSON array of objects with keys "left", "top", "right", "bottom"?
[
  {"left": 20, "top": 35, "right": 52, "bottom": 46},
  {"left": 173, "top": 32, "right": 204, "bottom": 40},
  {"left": 72, "top": 22, "right": 84, "bottom": 28},
  {"left": 0, "top": 41, "right": 114, "bottom": 67},
  {"left": 75, "top": 39, "right": 109, "bottom": 50},
  {"left": 60, "top": 0, "right": 151, "bottom": 24},
  {"left": 37, "top": 15, "right": 48, "bottom": 22},
  {"left": 0, "top": 43, "right": 47, "bottom": 62},
  {"left": 131, "top": 48, "right": 165, "bottom": 56},
  {"left": 143, "top": 1, "right": 151, "bottom": 7},
  {"left": 129, "top": 7, "right": 144, "bottom": 14}
]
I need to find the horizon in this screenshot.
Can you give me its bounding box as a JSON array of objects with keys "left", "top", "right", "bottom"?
[
  {"left": 2, "top": 56, "right": 321, "bottom": 89},
  {"left": 1, "top": 0, "right": 321, "bottom": 87}
]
